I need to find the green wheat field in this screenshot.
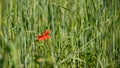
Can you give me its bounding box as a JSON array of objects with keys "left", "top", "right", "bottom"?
[{"left": 0, "top": 0, "right": 120, "bottom": 68}]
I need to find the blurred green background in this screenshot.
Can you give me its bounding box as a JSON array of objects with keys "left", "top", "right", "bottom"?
[{"left": 0, "top": 0, "right": 120, "bottom": 68}]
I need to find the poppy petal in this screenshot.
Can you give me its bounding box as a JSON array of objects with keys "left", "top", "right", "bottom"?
[
  {"left": 38, "top": 35, "right": 51, "bottom": 41},
  {"left": 44, "top": 29, "right": 50, "bottom": 36}
]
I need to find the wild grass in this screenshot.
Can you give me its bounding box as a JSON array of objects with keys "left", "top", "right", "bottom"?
[{"left": 0, "top": 0, "right": 120, "bottom": 68}]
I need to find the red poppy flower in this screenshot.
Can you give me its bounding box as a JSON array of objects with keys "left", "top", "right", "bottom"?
[{"left": 37, "top": 29, "right": 51, "bottom": 41}]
